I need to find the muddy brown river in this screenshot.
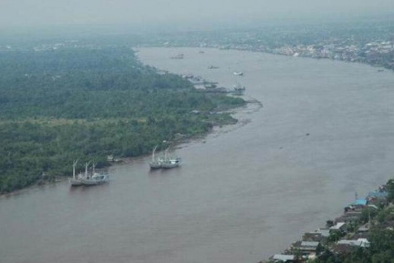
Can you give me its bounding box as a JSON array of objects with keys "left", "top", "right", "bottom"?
[{"left": 1, "top": 47, "right": 394, "bottom": 263}]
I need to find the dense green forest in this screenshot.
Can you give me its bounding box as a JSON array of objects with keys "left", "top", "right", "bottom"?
[{"left": 0, "top": 47, "right": 245, "bottom": 193}]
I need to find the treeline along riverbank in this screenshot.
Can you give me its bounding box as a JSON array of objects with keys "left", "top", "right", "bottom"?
[{"left": 0, "top": 46, "right": 245, "bottom": 194}]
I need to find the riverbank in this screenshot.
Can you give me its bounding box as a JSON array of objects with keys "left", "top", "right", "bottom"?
[
  {"left": 2, "top": 47, "right": 394, "bottom": 263},
  {"left": 0, "top": 46, "right": 246, "bottom": 195},
  {"left": 140, "top": 18, "right": 394, "bottom": 71},
  {"left": 209, "top": 44, "right": 394, "bottom": 73},
  {"left": 137, "top": 47, "right": 394, "bottom": 262},
  {"left": 0, "top": 106, "right": 243, "bottom": 198},
  {"left": 261, "top": 180, "right": 393, "bottom": 263},
  {"left": 0, "top": 176, "right": 65, "bottom": 198}
]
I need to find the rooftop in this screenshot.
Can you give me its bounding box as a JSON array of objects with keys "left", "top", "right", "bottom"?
[
  {"left": 330, "top": 222, "right": 346, "bottom": 230},
  {"left": 272, "top": 254, "right": 295, "bottom": 262}
]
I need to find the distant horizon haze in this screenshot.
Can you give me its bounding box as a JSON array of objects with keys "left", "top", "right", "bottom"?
[{"left": 1, "top": 0, "right": 394, "bottom": 31}]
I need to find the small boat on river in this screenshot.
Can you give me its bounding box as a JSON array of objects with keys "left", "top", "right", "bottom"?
[
  {"left": 70, "top": 161, "right": 91, "bottom": 186},
  {"left": 161, "top": 148, "right": 181, "bottom": 169},
  {"left": 80, "top": 162, "right": 109, "bottom": 186},
  {"left": 233, "top": 71, "right": 244, "bottom": 76},
  {"left": 69, "top": 160, "right": 82, "bottom": 186},
  {"left": 70, "top": 161, "right": 109, "bottom": 186},
  {"left": 80, "top": 173, "right": 109, "bottom": 186},
  {"left": 149, "top": 145, "right": 163, "bottom": 169},
  {"left": 161, "top": 158, "right": 181, "bottom": 169}
]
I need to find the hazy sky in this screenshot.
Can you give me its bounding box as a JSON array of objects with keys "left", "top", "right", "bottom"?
[{"left": 1, "top": 0, "right": 394, "bottom": 29}]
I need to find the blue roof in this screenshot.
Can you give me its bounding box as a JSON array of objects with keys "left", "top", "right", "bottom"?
[
  {"left": 367, "top": 191, "right": 388, "bottom": 199},
  {"left": 354, "top": 199, "right": 367, "bottom": 206}
]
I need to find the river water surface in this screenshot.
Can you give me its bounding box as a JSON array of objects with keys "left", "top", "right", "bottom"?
[{"left": 1, "top": 48, "right": 394, "bottom": 263}]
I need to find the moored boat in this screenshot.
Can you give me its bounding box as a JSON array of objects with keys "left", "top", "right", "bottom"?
[
  {"left": 80, "top": 162, "right": 109, "bottom": 186},
  {"left": 161, "top": 157, "right": 181, "bottom": 169},
  {"left": 80, "top": 173, "right": 109, "bottom": 186},
  {"left": 149, "top": 145, "right": 163, "bottom": 169},
  {"left": 161, "top": 148, "right": 181, "bottom": 169},
  {"left": 69, "top": 160, "right": 82, "bottom": 186}
]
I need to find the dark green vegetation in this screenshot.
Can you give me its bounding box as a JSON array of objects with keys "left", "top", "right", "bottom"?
[
  {"left": 312, "top": 180, "right": 394, "bottom": 263},
  {"left": 313, "top": 222, "right": 394, "bottom": 262},
  {"left": 0, "top": 47, "right": 244, "bottom": 193}
]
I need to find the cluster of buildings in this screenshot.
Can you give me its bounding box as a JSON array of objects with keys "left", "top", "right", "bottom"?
[
  {"left": 270, "top": 41, "right": 394, "bottom": 70},
  {"left": 158, "top": 20, "right": 394, "bottom": 72},
  {"left": 262, "top": 186, "right": 391, "bottom": 263},
  {"left": 0, "top": 40, "right": 99, "bottom": 53},
  {"left": 206, "top": 38, "right": 394, "bottom": 71}
]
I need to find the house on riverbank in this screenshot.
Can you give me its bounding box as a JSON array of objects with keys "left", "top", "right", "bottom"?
[{"left": 262, "top": 180, "right": 394, "bottom": 263}]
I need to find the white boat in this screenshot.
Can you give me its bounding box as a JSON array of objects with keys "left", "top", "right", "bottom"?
[
  {"left": 70, "top": 161, "right": 93, "bottom": 186},
  {"left": 149, "top": 145, "right": 162, "bottom": 169},
  {"left": 80, "top": 173, "right": 109, "bottom": 186},
  {"left": 161, "top": 158, "right": 181, "bottom": 169},
  {"left": 80, "top": 162, "right": 109, "bottom": 186},
  {"left": 161, "top": 148, "right": 181, "bottom": 169},
  {"left": 69, "top": 160, "right": 82, "bottom": 186},
  {"left": 233, "top": 71, "right": 244, "bottom": 76}
]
